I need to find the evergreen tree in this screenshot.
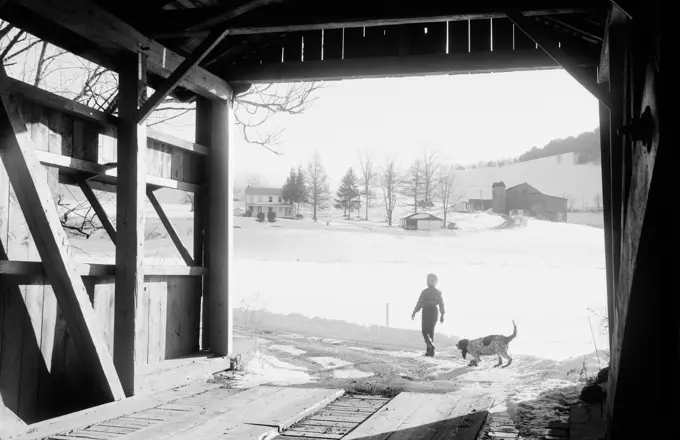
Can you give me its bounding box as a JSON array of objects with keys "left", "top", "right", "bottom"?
[
  {"left": 282, "top": 167, "right": 307, "bottom": 216},
  {"left": 336, "top": 168, "right": 360, "bottom": 218},
  {"left": 282, "top": 168, "right": 297, "bottom": 202}
]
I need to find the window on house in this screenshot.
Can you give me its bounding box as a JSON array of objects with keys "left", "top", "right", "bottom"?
[
  {"left": 269, "top": 196, "right": 273, "bottom": 202},
  {"left": 278, "top": 197, "right": 282, "bottom": 203}
]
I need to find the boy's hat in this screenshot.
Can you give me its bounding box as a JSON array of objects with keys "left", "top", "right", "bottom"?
[{"left": 427, "top": 273, "right": 438, "bottom": 286}]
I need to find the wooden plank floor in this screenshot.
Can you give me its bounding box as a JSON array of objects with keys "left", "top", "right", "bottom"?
[
  {"left": 278, "top": 395, "right": 391, "bottom": 439},
  {"left": 15, "top": 386, "right": 343, "bottom": 440},
  {"left": 277, "top": 393, "right": 493, "bottom": 440}
]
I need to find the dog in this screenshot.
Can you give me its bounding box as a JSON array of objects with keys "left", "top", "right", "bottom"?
[{"left": 456, "top": 321, "right": 517, "bottom": 368}]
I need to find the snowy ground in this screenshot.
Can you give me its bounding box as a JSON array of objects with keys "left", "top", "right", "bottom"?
[
  {"left": 231, "top": 209, "right": 609, "bottom": 362},
  {"left": 65, "top": 204, "right": 609, "bottom": 361}
]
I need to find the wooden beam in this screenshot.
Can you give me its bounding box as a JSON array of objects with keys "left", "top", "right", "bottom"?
[
  {"left": 39, "top": 151, "right": 202, "bottom": 192},
  {"left": 0, "top": 260, "right": 207, "bottom": 278},
  {"left": 137, "top": 26, "right": 231, "bottom": 124},
  {"left": 78, "top": 179, "right": 117, "bottom": 243},
  {"left": 15, "top": 0, "right": 232, "bottom": 100},
  {"left": 147, "top": 128, "right": 209, "bottom": 156},
  {"left": 208, "top": 99, "right": 233, "bottom": 356},
  {"left": 185, "top": 0, "right": 284, "bottom": 33},
  {"left": 0, "top": 67, "right": 125, "bottom": 401},
  {"left": 37, "top": 150, "right": 113, "bottom": 176},
  {"left": 544, "top": 16, "right": 604, "bottom": 42},
  {"left": 195, "top": 98, "right": 211, "bottom": 351},
  {"left": 147, "top": 189, "right": 195, "bottom": 266},
  {"left": 226, "top": 49, "right": 596, "bottom": 84},
  {"left": 9, "top": 78, "right": 117, "bottom": 127},
  {"left": 114, "top": 52, "right": 147, "bottom": 397},
  {"left": 506, "top": 11, "right": 610, "bottom": 108},
  {"left": 157, "top": 0, "right": 590, "bottom": 36}
]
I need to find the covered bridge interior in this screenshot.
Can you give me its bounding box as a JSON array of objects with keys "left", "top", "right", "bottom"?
[{"left": 0, "top": 0, "right": 669, "bottom": 439}]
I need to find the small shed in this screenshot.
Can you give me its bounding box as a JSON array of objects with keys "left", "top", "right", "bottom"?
[
  {"left": 233, "top": 206, "right": 244, "bottom": 216},
  {"left": 400, "top": 213, "right": 445, "bottom": 231}
]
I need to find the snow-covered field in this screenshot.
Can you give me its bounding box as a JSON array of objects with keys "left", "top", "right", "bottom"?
[
  {"left": 232, "top": 210, "right": 608, "bottom": 361},
  {"left": 62, "top": 202, "right": 608, "bottom": 362}
]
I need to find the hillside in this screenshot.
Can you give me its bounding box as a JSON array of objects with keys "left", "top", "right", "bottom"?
[
  {"left": 517, "top": 129, "right": 600, "bottom": 164},
  {"left": 455, "top": 152, "right": 603, "bottom": 212}
]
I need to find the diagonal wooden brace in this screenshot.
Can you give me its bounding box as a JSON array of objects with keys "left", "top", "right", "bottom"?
[
  {"left": 506, "top": 11, "right": 611, "bottom": 109},
  {"left": 147, "top": 188, "right": 195, "bottom": 266},
  {"left": 0, "top": 67, "right": 125, "bottom": 401},
  {"left": 79, "top": 179, "right": 117, "bottom": 243},
  {"left": 137, "top": 26, "right": 231, "bottom": 124}
]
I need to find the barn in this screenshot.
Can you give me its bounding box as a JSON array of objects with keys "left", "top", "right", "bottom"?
[
  {"left": 400, "top": 213, "right": 445, "bottom": 231},
  {"left": 492, "top": 182, "right": 568, "bottom": 222}
]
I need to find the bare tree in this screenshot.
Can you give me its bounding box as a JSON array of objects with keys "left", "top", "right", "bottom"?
[
  {"left": 1, "top": 24, "right": 324, "bottom": 151},
  {"left": 358, "top": 150, "right": 377, "bottom": 220},
  {"left": 563, "top": 193, "right": 576, "bottom": 212},
  {"left": 438, "top": 165, "right": 461, "bottom": 225},
  {"left": 234, "top": 83, "right": 325, "bottom": 155},
  {"left": 381, "top": 157, "right": 400, "bottom": 226},
  {"left": 399, "top": 159, "right": 423, "bottom": 214},
  {"left": 184, "top": 193, "right": 195, "bottom": 212},
  {"left": 421, "top": 149, "right": 440, "bottom": 209},
  {"left": 57, "top": 188, "right": 115, "bottom": 239},
  {"left": 593, "top": 192, "right": 602, "bottom": 211},
  {"left": 305, "top": 152, "right": 330, "bottom": 221}
]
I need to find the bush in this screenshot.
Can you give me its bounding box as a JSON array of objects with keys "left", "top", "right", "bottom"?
[
  {"left": 447, "top": 222, "right": 457, "bottom": 230},
  {"left": 267, "top": 211, "right": 276, "bottom": 223},
  {"left": 256, "top": 212, "right": 265, "bottom": 222},
  {"left": 243, "top": 210, "right": 252, "bottom": 217},
  {"left": 295, "top": 213, "right": 304, "bottom": 220}
]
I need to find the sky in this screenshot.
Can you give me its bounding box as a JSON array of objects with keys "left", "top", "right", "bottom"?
[{"left": 160, "top": 68, "right": 599, "bottom": 190}]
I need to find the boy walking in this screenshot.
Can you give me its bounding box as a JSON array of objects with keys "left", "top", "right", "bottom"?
[{"left": 411, "top": 273, "right": 445, "bottom": 356}]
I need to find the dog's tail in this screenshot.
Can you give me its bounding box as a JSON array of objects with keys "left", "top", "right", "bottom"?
[{"left": 504, "top": 320, "right": 517, "bottom": 343}]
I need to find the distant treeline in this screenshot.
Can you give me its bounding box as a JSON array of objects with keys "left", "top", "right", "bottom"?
[
  {"left": 517, "top": 128, "right": 601, "bottom": 164},
  {"left": 234, "top": 308, "right": 460, "bottom": 350},
  {"left": 464, "top": 128, "right": 601, "bottom": 169}
]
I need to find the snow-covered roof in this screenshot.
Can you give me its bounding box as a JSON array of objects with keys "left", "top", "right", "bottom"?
[
  {"left": 245, "top": 187, "right": 283, "bottom": 196},
  {"left": 401, "top": 212, "right": 444, "bottom": 221}
]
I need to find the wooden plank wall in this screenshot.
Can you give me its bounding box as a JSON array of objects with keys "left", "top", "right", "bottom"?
[
  {"left": 14, "top": 90, "right": 206, "bottom": 186},
  {"left": 238, "top": 17, "right": 535, "bottom": 65},
  {"left": 0, "top": 88, "right": 203, "bottom": 424}
]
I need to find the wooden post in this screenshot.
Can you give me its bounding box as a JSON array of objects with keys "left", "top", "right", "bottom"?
[
  {"left": 598, "top": 101, "right": 615, "bottom": 345},
  {"left": 608, "top": 23, "right": 625, "bottom": 299},
  {"left": 114, "top": 52, "right": 148, "bottom": 396},
  {"left": 208, "top": 98, "right": 233, "bottom": 356},
  {"left": 385, "top": 303, "right": 389, "bottom": 327},
  {"left": 195, "top": 97, "right": 211, "bottom": 350}
]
